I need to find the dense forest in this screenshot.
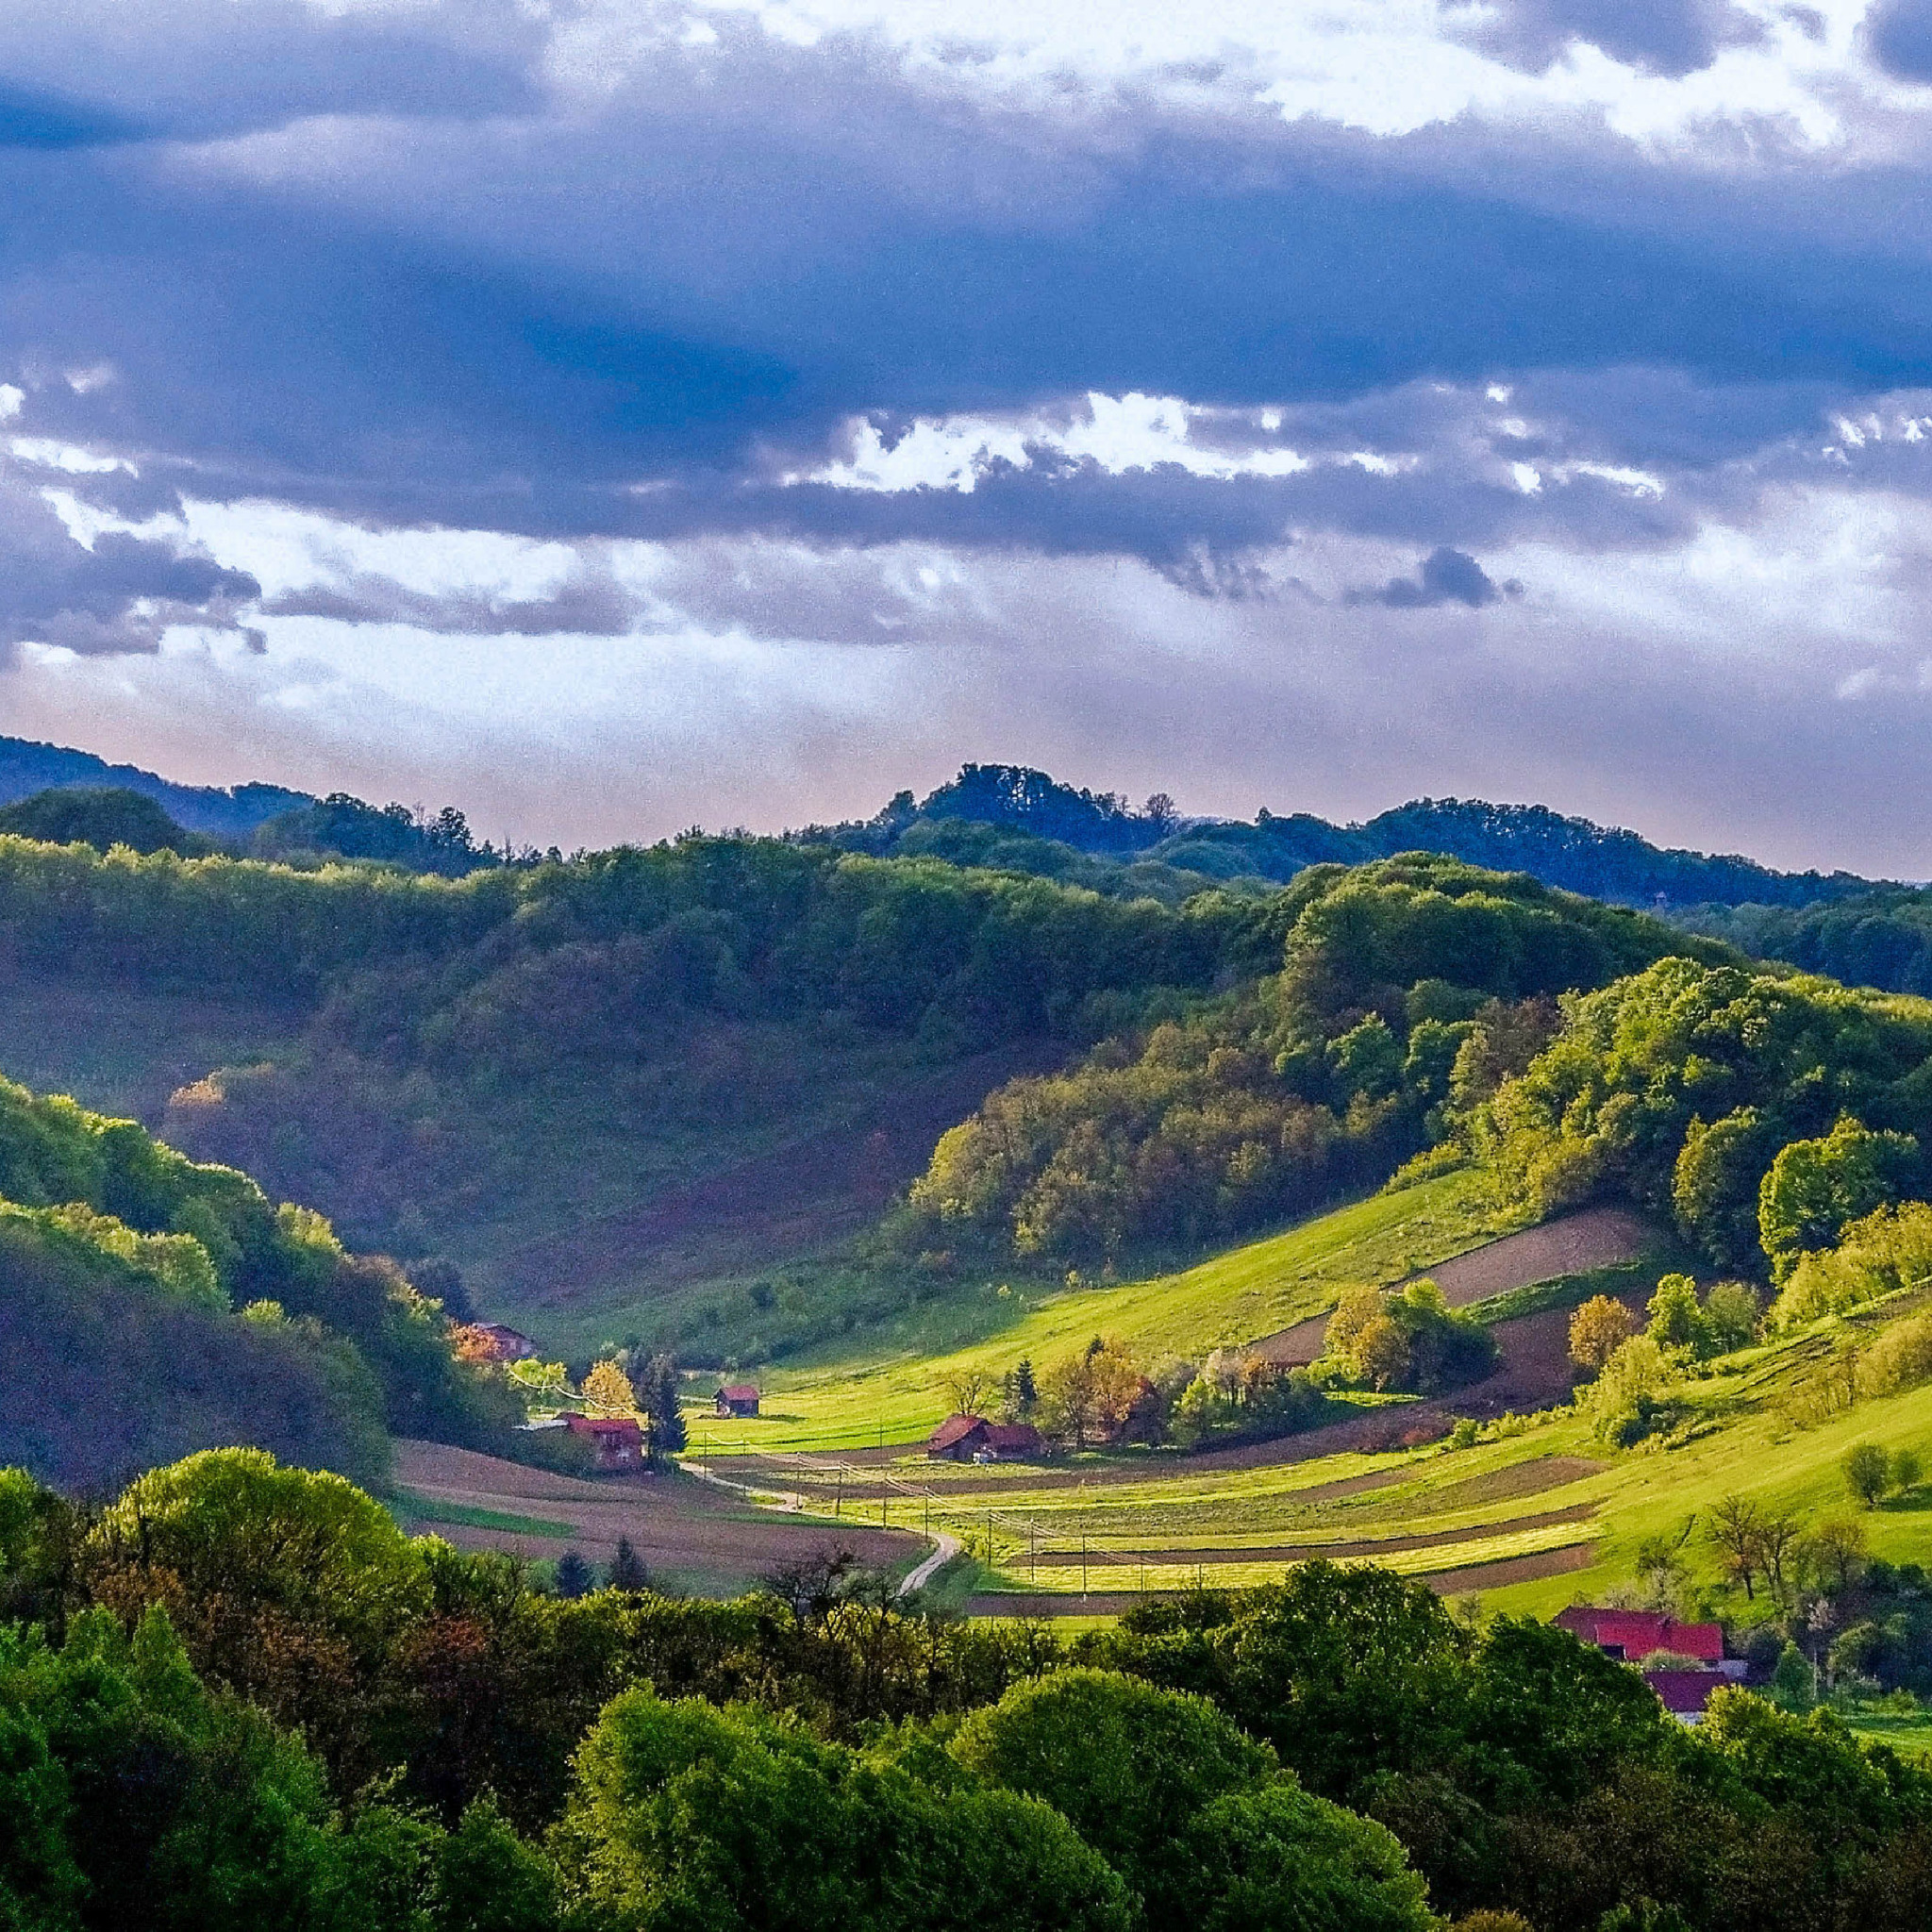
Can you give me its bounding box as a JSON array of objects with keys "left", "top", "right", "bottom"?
[
  {"left": 905, "top": 855, "right": 1732, "bottom": 1266},
  {"left": 1, "top": 1451, "right": 1927, "bottom": 1932},
  {"left": 808, "top": 765, "right": 1879, "bottom": 911}
]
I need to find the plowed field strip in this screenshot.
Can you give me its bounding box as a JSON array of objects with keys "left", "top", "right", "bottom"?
[
  {"left": 962, "top": 1535, "right": 1597, "bottom": 1615},
  {"left": 1024, "top": 1501, "right": 1594, "bottom": 1565}
]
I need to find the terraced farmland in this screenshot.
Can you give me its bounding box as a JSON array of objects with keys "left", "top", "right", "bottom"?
[{"left": 402, "top": 1174, "right": 1932, "bottom": 1621}]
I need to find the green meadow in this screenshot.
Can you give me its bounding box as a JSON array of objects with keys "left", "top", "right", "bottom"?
[{"left": 724, "top": 1170, "right": 1513, "bottom": 1456}]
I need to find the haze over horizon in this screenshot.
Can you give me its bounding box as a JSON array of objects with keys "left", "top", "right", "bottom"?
[{"left": 8, "top": 2, "right": 1932, "bottom": 868}]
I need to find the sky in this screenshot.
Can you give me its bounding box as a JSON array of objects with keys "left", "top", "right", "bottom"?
[{"left": 10, "top": 4, "right": 1932, "bottom": 866}]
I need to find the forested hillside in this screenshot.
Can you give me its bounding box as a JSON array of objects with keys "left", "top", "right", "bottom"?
[
  {"left": 906, "top": 855, "right": 1731, "bottom": 1267},
  {"left": 808, "top": 763, "right": 1880, "bottom": 910},
  {"left": 0, "top": 1072, "right": 513, "bottom": 1489},
  {"left": 0, "top": 732, "right": 307, "bottom": 837},
  {"left": 0, "top": 828, "right": 1284, "bottom": 1357}
]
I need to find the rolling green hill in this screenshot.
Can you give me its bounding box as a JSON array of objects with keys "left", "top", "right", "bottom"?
[{"left": 0, "top": 828, "right": 1724, "bottom": 1370}]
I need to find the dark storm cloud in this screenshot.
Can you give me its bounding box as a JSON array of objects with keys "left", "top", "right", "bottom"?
[
  {"left": 1350, "top": 547, "right": 1515, "bottom": 609},
  {"left": 3, "top": 2, "right": 1932, "bottom": 637},
  {"left": 1, "top": 13, "right": 1932, "bottom": 572},
  {"left": 1456, "top": 0, "right": 1761, "bottom": 77},
  {"left": 1869, "top": 0, "right": 1932, "bottom": 83},
  {"left": 0, "top": 2, "right": 541, "bottom": 146},
  {"left": 0, "top": 470, "right": 259, "bottom": 655}
]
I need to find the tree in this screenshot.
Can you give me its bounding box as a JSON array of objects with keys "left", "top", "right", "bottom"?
[
  {"left": 1807, "top": 1515, "right": 1868, "bottom": 1592},
  {"left": 582, "top": 1358, "right": 637, "bottom": 1416},
  {"left": 1354, "top": 1316, "right": 1412, "bottom": 1391},
  {"left": 942, "top": 1368, "right": 993, "bottom": 1418},
  {"left": 1632, "top": 1529, "right": 1691, "bottom": 1614},
  {"left": 1182, "top": 1780, "right": 1437, "bottom": 1932},
  {"left": 1569, "top": 1295, "right": 1637, "bottom": 1374},
  {"left": 608, "top": 1538, "right": 649, "bottom": 1592},
  {"left": 1701, "top": 1279, "right": 1761, "bottom": 1353},
  {"left": 1327, "top": 1289, "right": 1386, "bottom": 1363},
  {"left": 1758, "top": 1117, "right": 1921, "bottom": 1284},
  {"left": 565, "top": 1686, "right": 1129, "bottom": 1932},
  {"left": 1756, "top": 1508, "right": 1804, "bottom": 1607},
  {"left": 634, "top": 1352, "right": 687, "bottom": 1456},
  {"left": 1674, "top": 1107, "right": 1778, "bottom": 1272},
  {"left": 1706, "top": 1493, "right": 1767, "bottom": 1600},
  {"left": 408, "top": 1257, "right": 475, "bottom": 1324},
  {"left": 1039, "top": 1339, "right": 1141, "bottom": 1448},
  {"left": 1770, "top": 1640, "right": 1813, "bottom": 1709},
  {"left": 554, "top": 1550, "right": 592, "bottom": 1599},
  {"left": 1591, "top": 1336, "right": 1670, "bottom": 1436},
  {"left": 433, "top": 1794, "right": 561, "bottom": 1932},
  {"left": 1644, "top": 1274, "right": 1706, "bottom": 1355},
  {"left": 953, "top": 1669, "right": 1275, "bottom": 1930},
  {"left": 1013, "top": 1358, "right": 1038, "bottom": 1411},
  {"left": 1842, "top": 1442, "right": 1892, "bottom": 1507},
  {"left": 1892, "top": 1446, "right": 1924, "bottom": 1494}
]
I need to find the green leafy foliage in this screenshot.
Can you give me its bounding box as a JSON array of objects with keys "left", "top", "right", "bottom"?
[
  {"left": 568, "top": 1687, "right": 1131, "bottom": 1932},
  {"left": 0, "top": 1073, "right": 515, "bottom": 1460},
  {"left": 7, "top": 1457, "right": 1932, "bottom": 1932},
  {"left": 1471, "top": 959, "right": 1932, "bottom": 1274},
  {"left": 0, "top": 787, "right": 211, "bottom": 858},
  {"left": 0, "top": 1202, "right": 390, "bottom": 1491},
  {"left": 910, "top": 857, "right": 1720, "bottom": 1265}
]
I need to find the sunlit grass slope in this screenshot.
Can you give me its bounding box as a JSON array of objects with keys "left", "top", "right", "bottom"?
[{"left": 724, "top": 1171, "right": 1514, "bottom": 1455}]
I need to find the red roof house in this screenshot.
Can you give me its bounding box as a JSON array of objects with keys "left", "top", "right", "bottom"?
[
  {"left": 1644, "top": 1670, "right": 1725, "bottom": 1724},
  {"left": 563, "top": 1413, "right": 644, "bottom": 1471},
  {"left": 926, "top": 1415, "right": 1042, "bottom": 1461},
  {"left": 714, "top": 1384, "right": 760, "bottom": 1418},
  {"left": 1554, "top": 1607, "right": 1724, "bottom": 1666}
]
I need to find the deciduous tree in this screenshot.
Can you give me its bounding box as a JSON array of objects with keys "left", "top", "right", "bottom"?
[{"left": 1570, "top": 1295, "right": 1637, "bottom": 1374}]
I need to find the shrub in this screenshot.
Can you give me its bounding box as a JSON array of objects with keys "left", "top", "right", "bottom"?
[{"left": 1861, "top": 1309, "right": 1932, "bottom": 1396}]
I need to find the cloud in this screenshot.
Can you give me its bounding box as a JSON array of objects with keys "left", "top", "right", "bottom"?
[
  {"left": 0, "top": 2, "right": 542, "bottom": 146},
  {"left": 1352, "top": 546, "right": 1517, "bottom": 609},
  {"left": 4, "top": 0, "right": 1932, "bottom": 875},
  {"left": 1457, "top": 0, "right": 1762, "bottom": 77},
  {"left": 0, "top": 463, "right": 259, "bottom": 655},
  {"left": 1869, "top": 0, "right": 1932, "bottom": 84}
]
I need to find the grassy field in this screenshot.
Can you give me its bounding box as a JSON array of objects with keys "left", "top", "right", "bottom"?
[
  {"left": 1842, "top": 1709, "right": 1932, "bottom": 1764},
  {"left": 658, "top": 1177, "right": 1932, "bottom": 1621},
  {"left": 724, "top": 1171, "right": 1519, "bottom": 1455}
]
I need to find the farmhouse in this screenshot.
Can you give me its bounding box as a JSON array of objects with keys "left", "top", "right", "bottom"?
[
  {"left": 926, "top": 1414, "right": 1042, "bottom": 1461},
  {"left": 1644, "top": 1670, "right": 1724, "bottom": 1725},
  {"left": 715, "top": 1384, "right": 761, "bottom": 1418},
  {"left": 562, "top": 1413, "right": 644, "bottom": 1471},
  {"left": 466, "top": 1322, "right": 538, "bottom": 1362},
  {"left": 1557, "top": 1606, "right": 1741, "bottom": 1725},
  {"left": 1554, "top": 1607, "right": 1729, "bottom": 1668}
]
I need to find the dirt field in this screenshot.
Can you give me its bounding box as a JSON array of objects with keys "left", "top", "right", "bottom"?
[
  {"left": 1025, "top": 1501, "right": 1594, "bottom": 1566},
  {"left": 960, "top": 1537, "right": 1596, "bottom": 1616},
  {"left": 1253, "top": 1205, "right": 1657, "bottom": 1370},
  {"left": 393, "top": 1439, "right": 920, "bottom": 1593}
]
